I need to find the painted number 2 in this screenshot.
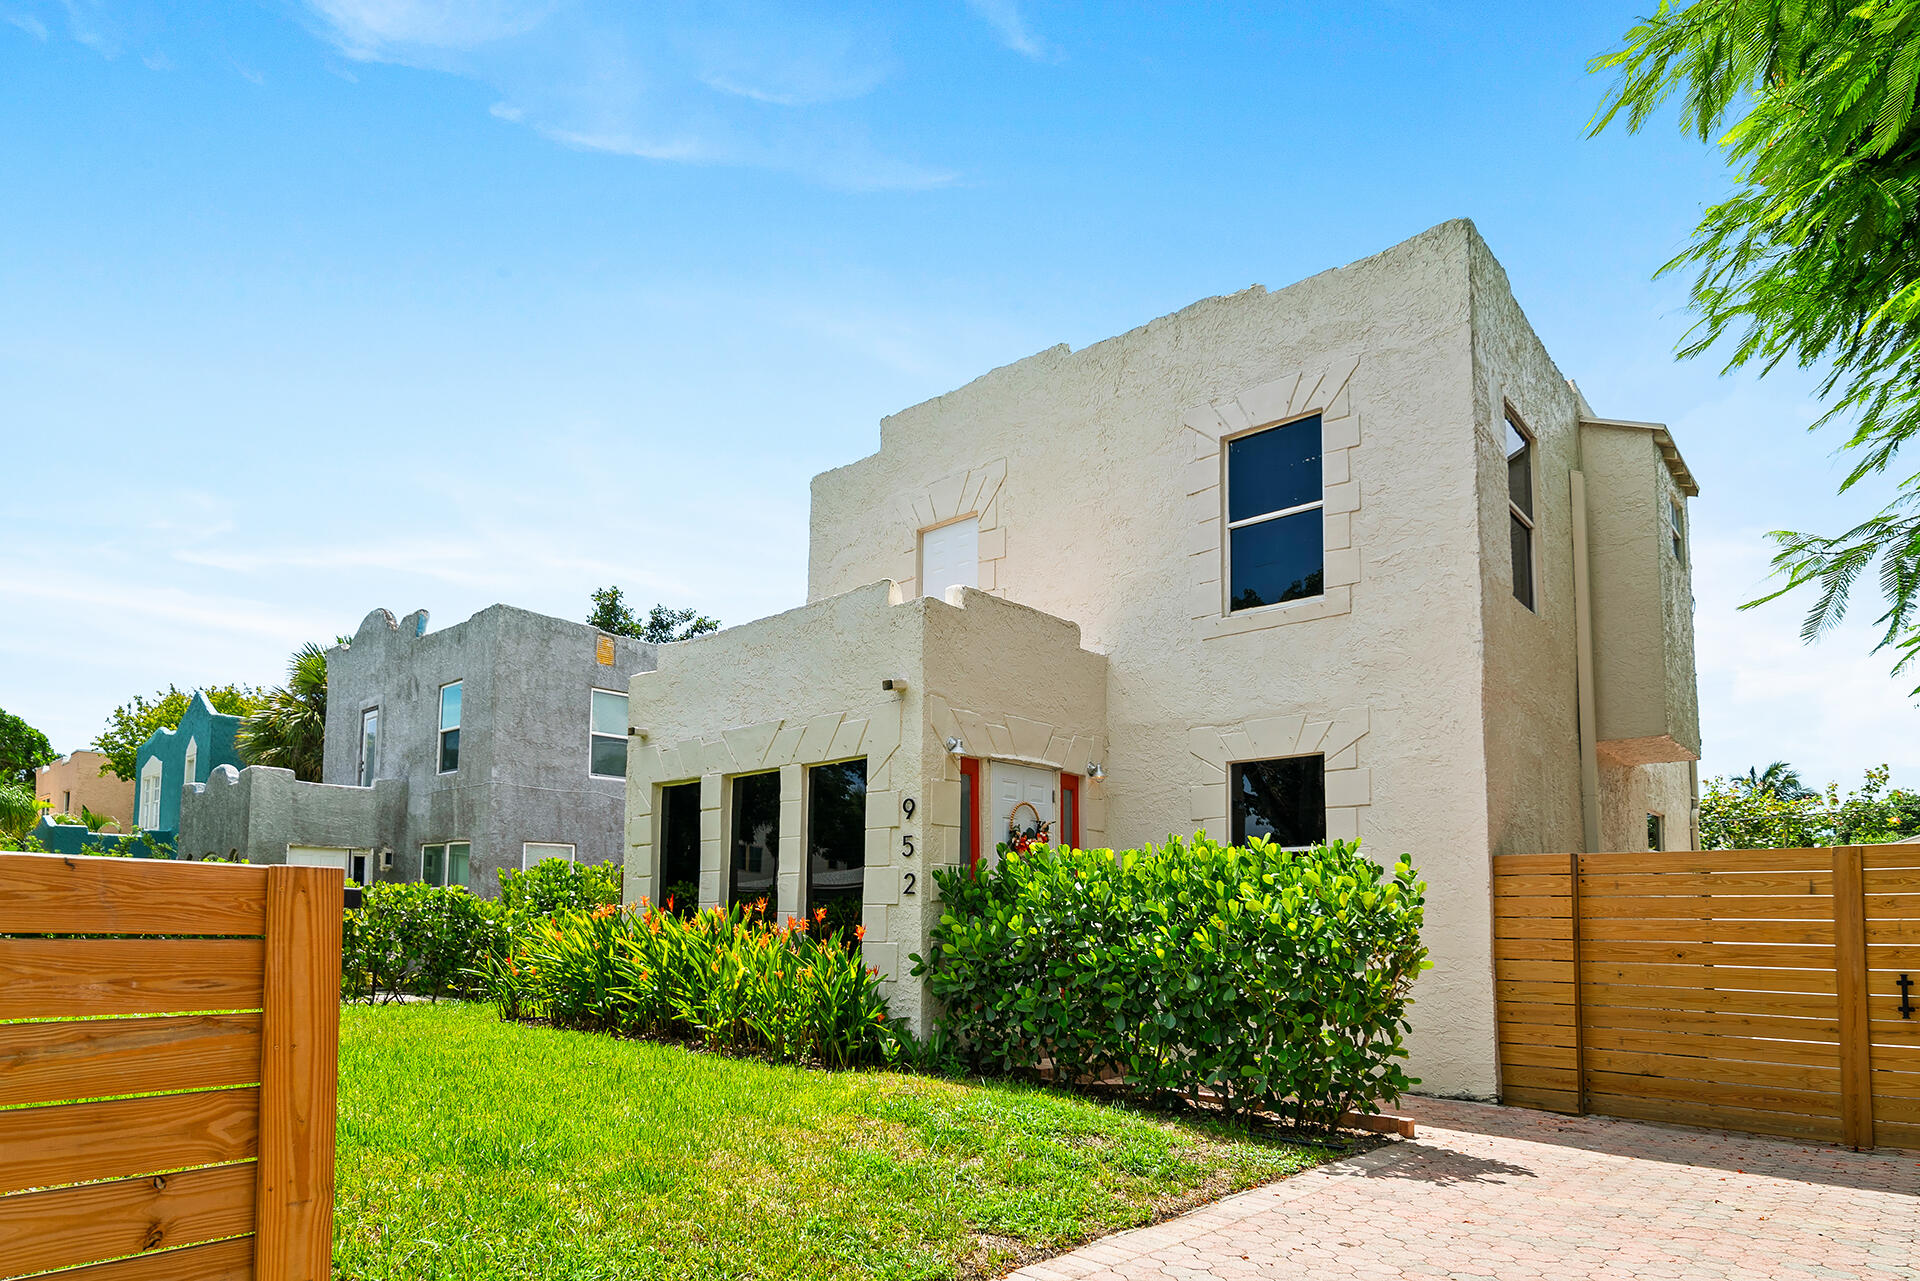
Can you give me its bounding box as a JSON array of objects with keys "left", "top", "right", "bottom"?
[{"left": 902, "top": 872, "right": 916, "bottom": 896}]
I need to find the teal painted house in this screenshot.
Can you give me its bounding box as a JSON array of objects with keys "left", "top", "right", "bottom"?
[{"left": 133, "top": 693, "right": 245, "bottom": 838}]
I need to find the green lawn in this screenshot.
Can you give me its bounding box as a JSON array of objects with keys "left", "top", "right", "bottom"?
[{"left": 336, "top": 1003, "right": 1333, "bottom": 1280}]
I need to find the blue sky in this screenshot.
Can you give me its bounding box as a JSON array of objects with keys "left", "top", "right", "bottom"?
[{"left": 2, "top": 0, "right": 1914, "bottom": 789}]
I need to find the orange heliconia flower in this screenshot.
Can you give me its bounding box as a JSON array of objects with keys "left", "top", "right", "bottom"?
[{"left": 854, "top": 925, "right": 867, "bottom": 942}]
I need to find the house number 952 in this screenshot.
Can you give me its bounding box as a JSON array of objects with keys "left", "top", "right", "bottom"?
[{"left": 901, "top": 797, "right": 917, "bottom": 894}]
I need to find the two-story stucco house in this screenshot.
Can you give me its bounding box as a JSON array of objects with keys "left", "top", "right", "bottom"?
[
  {"left": 619, "top": 220, "right": 1701, "bottom": 1099},
  {"left": 180, "top": 604, "right": 655, "bottom": 893}
]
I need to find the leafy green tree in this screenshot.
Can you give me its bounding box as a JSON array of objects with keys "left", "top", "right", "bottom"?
[
  {"left": 587, "top": 586, "right": 720, "bottom": 643},
  {"left": 238, "top": 643, "right": 329, "bottom": 782},
  {"left": 0, "top": 707, "right": 56, "bottom": 787},
  {"left": 1740, "top": 760, "right": 1817, "bottom": 800},
  {"left": 0, "top": 780, "right": 43, "bottom": 842},
  {"left": 1591, "top": 1, "right": 1920, "bottom": 686},
  {"left": 1702, "top": 764, "right": 1917, "bottom": 847},
  {"left": 91, "top": 684, "right": 263, "bottom": 781}
]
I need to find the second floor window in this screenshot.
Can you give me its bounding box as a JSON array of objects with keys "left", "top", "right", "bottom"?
[
  {"left": 590, "top": 689, "right": 628, "bottom": 778},
  {"left": 1669, "top": 497, "right": 1685, "bottom": 562},
  {"left": 438, "top": 681, "right": 462, "bottom": 773},
  {"left": 358, "top": 707, "right": 379, "bottom": 787},
  {"left": 1507, "top": 413, "right": 1536, "bottom": 611},
  {"left": 919, "top": 516, "right": 979, "bottom": 601},
  {"left": 1227, "top": 415, "right": 1323, "bottom": 612}
]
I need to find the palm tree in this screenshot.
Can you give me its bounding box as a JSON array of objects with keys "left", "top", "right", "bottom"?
[
  {"left": 1742, "top": 761, "right": 1816, "bottom": 801},
  {"left": 238, "top": 642, "right": 328, "bottom": 782}
]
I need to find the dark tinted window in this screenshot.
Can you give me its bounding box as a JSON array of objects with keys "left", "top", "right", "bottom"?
[
  {"left": 590, "top": 735, "right": 627, "bottom": 778},
  {"left": 1229, "top": 515, "right": 1324, "bottom": 611},
  {"left": 438, "top": 728, "right": 460, "bottom": 773},
  {"left": 1227, "top": 415, "right": 1322, "bottom": 521},
  {"left": 1230, "top": 756, "right": 1326, "bottom": 848},
  {"left": 1510, "top": 513, "right": 1535, "bottom": 611},
  {"left": 661, "top": 781, "right": 702, "bottom": 916},
  {"left": 1506, "top": 417, "right": 1533, "bottom": 519},
  {"left": 807, "top": 760, "right": 867, "bottom": 940},
  {"left": 730, "top": 772, "right": 781, "bottom": 918}
]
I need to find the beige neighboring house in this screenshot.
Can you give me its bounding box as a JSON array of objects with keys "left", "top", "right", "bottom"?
[
  {"left": 34, "top": 750, "right": 136, "bottom": 829},
  {"left": 622, "top": 220, "right": 1701, "bottom": 1099}
]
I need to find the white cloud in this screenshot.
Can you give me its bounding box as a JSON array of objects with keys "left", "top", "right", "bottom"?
[
  {"left": 304, "top": 0, "right": 556, "bottom": 55},
  {"left": 2, "top": 6, "right": 48, "bottom": 40},
  {"left": 965, "top": 0, "right": 1048, "bottom": 59}
]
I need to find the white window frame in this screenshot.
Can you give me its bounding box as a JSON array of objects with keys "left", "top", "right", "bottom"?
[
  {"left": 1505, "top": 409, "right": 1537, "bottom": 612},
  {"left": 358, "top": 706, "right": 380, "bottom": 787},
  {"left": 182, "top": 738, "right": 198, "bottom": 787},
  {"left": 523, "top": 841, "right": 577, "bottom": 870},
  {"left": 917, "top": 513, "right": 981, "bottom": 601},
  {"left": 1647, "top": 812, "right": 1665, "bottom": 852},
  {"left": 437, "top": 680, "right": 462, "bottom": 775},
  {"left": 1668, "top": 497, "right": 1685, "bottom": 562},
  {"left": 588, "top": 688, "right": 628, "bottom": 780},
  {"left": 1223, "top": 414, "right": 1326, "bottom": 615},
  {"left": 138, "top": 756, "right": 164, "bottom": 830},
  {"left": 421, "top": 840, "right": 471, "bottom": 888}
]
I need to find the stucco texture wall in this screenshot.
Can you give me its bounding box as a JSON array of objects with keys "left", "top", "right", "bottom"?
[
  {"left": 624, "top": 582, "right": 1107, "bottom": 1030},
  {"left": 807, "top": 221, "right": 1509, "bottom": 1095},
  {"left": 179, "top": 764, "right": 406, "bottom": 865}
]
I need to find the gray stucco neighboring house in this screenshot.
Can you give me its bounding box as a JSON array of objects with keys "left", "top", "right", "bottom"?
[{"left": 179, "top": 604, "right": 655, "bottom": 894}]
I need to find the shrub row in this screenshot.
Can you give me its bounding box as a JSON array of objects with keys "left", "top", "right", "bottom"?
[
  {"left": 341, "top": 858, "right": 620, "bottom": 1002},
  {"left": 916, "top": 834, "right": 1428, "bottom": 1128},
  {"left": 484, "top": 903, "right": 895, "bottom": 1068}
]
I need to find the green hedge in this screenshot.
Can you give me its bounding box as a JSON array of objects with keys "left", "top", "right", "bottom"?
[
  {"left": 342, "top": 859, "right": 621, "bottom": 1002},
  {"left": 915, "top": 834, "right": 1428, "bottom": 1128}
]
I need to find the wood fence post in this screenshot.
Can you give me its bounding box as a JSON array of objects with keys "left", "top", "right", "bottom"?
[
  {"left": 1833, "top": 846, "right": 1873, "bottom": 1151},
  {"left": 1568, "top": 851, "right": 1587, "bottom": 1115},
  {"left": 253, "top": 865, "right": 342, "bottom": 1279}
]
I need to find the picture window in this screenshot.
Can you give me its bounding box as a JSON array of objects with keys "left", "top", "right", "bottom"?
[
  {"left": 1226, "top": 415, "right": 1324, "bottom": 613},
  {"left": 1229, "top": 755, "right": 1327, "bottom": 848}
]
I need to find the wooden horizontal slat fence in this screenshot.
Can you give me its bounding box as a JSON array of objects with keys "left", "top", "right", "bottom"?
[
  {"left": 0, "top": 853, "right": 340, "bottom": 1280},
  {"left": 1493, "top": 844, "right": 1920, "bottom": 1150}
]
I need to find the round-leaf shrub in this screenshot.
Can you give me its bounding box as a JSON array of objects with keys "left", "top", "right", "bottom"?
[{"left": 915, "top": 834, "right": 1428, "bottom": 1128}]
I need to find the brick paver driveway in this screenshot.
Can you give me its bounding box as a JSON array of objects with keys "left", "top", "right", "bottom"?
[{"left": 1012, "top": 1098, "right": 1920, "bottom": 1280}]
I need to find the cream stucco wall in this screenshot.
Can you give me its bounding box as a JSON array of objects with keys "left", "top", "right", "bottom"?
[
  {"left": 809, "top": 221, "right": 1504, "bottom": 1094},
  {"left": 624, "top": 581, "right": 1107, "bottom": 1030}
]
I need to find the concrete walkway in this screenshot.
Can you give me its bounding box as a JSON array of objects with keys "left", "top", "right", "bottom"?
[{"left": 1011, "top": 1098, "right": 1920, "bottom": 1280}]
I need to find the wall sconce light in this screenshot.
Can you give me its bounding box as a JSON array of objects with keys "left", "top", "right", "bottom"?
[
  {"left": 1087, "top": 762, "right": 1106, "bottom": 780},
  {"left": 945, "top": 736, "right": 965, "bottom": 755},
  {"left": 882, "top": 676, "right": 909, "bottom": 694},
  {"left": 628, "top": 726, "right": 650, "bottom": 740}
]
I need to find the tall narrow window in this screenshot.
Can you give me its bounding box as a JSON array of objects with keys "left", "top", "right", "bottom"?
[
  {"left": 1060, "top": 772, "right": 1081, "bottom": 848},
  {"left": 806, "top": 760, "right": 867, "bottom": 940},
  {"left": 183, "top": 738, "right": 198, "bottom": 786},
  {"left": 959, "top": 757, "right": 981, "bottom": 872},
  {"left": 730, "top": 772, "right": 781, "bottom": 918},
  {"left": 1647, "top": 813, "right": 1665, "bottom": 852},
  {"left": 1507, "top": 413, "right": 1536, "bottom": 610},
  {"left": 1669, "top": 498, "right": 1685, "bottom": 562},
  {"left": 1227, "top": 415, "right": 1324, "bottom": 612},
  {"left": 438, "top": 681, "right": 462, "bottom": 773},
  {"left": 590, "top": 689, "right": 628, "bottom": 778},
  {"left": 1229, "top": 756, "right": 1326, "bottom": 848},
  {"left": 138, "top": 756, "right": 163, "bottom": 830},
  {"left": 359, "top": 708, "right": 379, "bottom": 787},
  {"left": 660, "top": 781, "right": 703, "bottom": 916},
  {"left": 919, "top": 516, "right": 980, "bottom": 600}
]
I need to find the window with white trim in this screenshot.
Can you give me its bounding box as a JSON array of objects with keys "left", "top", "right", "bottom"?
[
  {"left": 138, "top": 756, "right": 163, "bottom": 830},
  {"left": 183, "top": 738, "right": 198, "bottom": 786},
  {"left": 590, "top": 689, "right": 628, "bottom": 778},
  {"left": 1668, "top": 498, "right": 1685, "bottom": 563},
  {"left": 1506, "top": 413, "right": 1536, "bottom": 611},
  {"left": 1226, "top": 415, "right": 1324, "bottom": 612},
  {"left": 422, "top": 841, "right": 470, "bottom": 889},
  {"left": 358, "top": 707, "right": 379, "bottom": 787},
  {"left": 438, "top": 681, "right": 461, "bottom": 773},
  {"left": 523, "top": 842, "right": 576, "bottom": 869},
  {"left": 919, "top": 516, "right": 979, "bottom": 600}
]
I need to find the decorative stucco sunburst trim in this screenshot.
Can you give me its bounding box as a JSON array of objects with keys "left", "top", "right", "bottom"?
[
  {"left": 1187, "top": 707, "right": 1370, "bottom": 845},
  {"left": 923, "top": 691, "right": 1110, "bottom": 844},
  {"left": 1181, "top": 358, "right": 1362, "bottom": 638},
  {"left": 892, "top": 458, "right": 1011, "bottom": 598}
]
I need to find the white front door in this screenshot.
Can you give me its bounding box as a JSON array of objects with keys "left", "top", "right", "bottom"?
[{"left": 988, "top": 762, "right": 1056, "bottom": 871}]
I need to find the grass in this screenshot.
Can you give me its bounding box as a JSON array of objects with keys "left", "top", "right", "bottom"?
[{"left": 335, "top": 1003, "right": 1334, "bottom": 1280}]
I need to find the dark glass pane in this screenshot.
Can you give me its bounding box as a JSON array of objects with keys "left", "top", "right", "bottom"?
[
  {"left": 1062, "top": 784, "right": 1077, "bottom": 848},
  {"left": 422, "top": 844, "right": 444, "bottom": 886},
  {"left": 959, "top": 769, "right": 975, "bottom": 869},
  {"left": 439, "top": 728, "right": 460, "bottom": 773},
  {"left": 730, "top": 772, "right": 781, "bottom": 919},
  {"left": 1510, "top": 512, "right": 1535, "bottom": 610},
  {"left": 807, "top": 759, "right": 867, "bottom": 940},
  {"left": 1227, "top": 415, "right": 1321, "bottom": 522},
  {"left": 1229, "top": 511, "right": 1324, "bottom": 612},
  {"left": 661, "top": 782, "right": 702, "bottom": 916},
  {"left": 1230, "top": 757, "right": 1326, "bottom": 848},
  {"left": 1506, "top": 418, "right": 1532, "bottom": 518},
  {"left": 591, "top": 734, "right": 627, "bottom": 778}
]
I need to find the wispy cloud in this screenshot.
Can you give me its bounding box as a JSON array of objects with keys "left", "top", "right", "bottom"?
[
  {"left": 297, "top": 0, "right": 953, "bottom": 189},
  {"left": 2, "top": 5, "right": 48, "bottom": 40},
  {"left": 965, "top": 0, "right": 1049, "bottom": 60}
]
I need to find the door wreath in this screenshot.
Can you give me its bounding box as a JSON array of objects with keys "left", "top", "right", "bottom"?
[{"left": 1007, "top": 801, "right": 1052, "bottom": 853}]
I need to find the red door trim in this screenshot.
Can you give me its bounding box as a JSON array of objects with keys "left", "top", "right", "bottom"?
[
  {"left": 959, "top": 756, "right": 983, "bottom": 872},
  {"left": 1060, "top": 771, "right": 1081, "bottom": 848}
]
